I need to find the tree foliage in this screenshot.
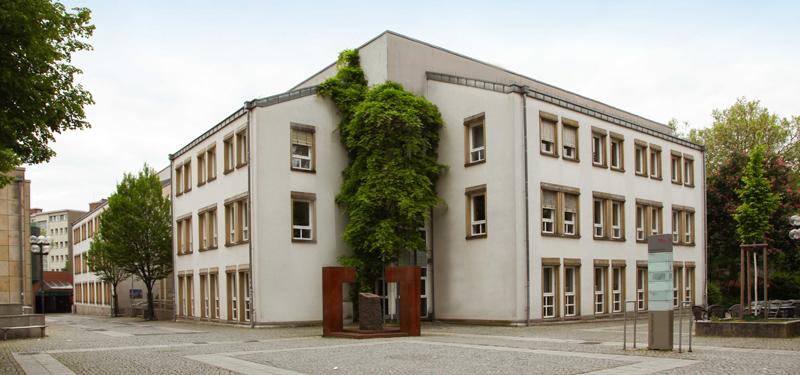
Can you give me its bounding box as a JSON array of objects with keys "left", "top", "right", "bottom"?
[
  {"left": 99, "top": 165, "right": 172, "bottom": 320},
  {"left": 319, "top": 50, "right": 446, "bottom": 291},
  {"left": 85, "top": 232, "right": 130, "bottom": 316},
  {"left": 734, "top": 145, "right": 781, "bottom": 244},
  {"left": 688, "top": 98, "right": 800, "bottom": 171},
  {"left": 0, "top": 0, "right": 95, "bottom": 186}
]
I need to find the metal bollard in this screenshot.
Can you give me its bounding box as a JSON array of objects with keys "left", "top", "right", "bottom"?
[{"left": 679, "top": 300, "right": 693, "bottom": 353}]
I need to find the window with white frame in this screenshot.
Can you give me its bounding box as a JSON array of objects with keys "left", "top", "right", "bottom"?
[
  {"left": 199, "top": 212, "right": 207, "bottom": 250},
  {"left": 226, "top": 202, "right": 236, "bottom": 244},
  {"left": 211, "top": 273, "right": 219, "bottom": 319},
  {"left": 637, "top": 268, "right": 647, "bottom": 310},
  {"left": 593, "top": 199, "right": 604, "bottom": 238},
  {"left": 292, "top": 194, "right": 315, "bottom": 241},
  {"left": 175, "top": 166, "right": 183, "bottom": 195},
  {"left": 671, "top": 152, "right": 682, "bottom": 184},
  {"left": 594, "top": 267, "right": 606, "bottom": 314},
  {"left": 236, "top": 128, "right": 248, "bottom": 167},
  {"left": 209, "top": 209, "right": 218, "bottom": 248},
  {"left": 650, "top": 206, "right": 661, "bottom": 236},
  {"left": 636, "top": 205, "right": 645, "bottom": 241},
  {"left": 562, "top": 125, "right": 577, "bottom": 160},
  {"left": 610, "top": 136, "right": 623, "bottom": 170},
  {"left": 542, "top": 266, "right": 555, "bottom": 319},
  {"left": 224, "top": 136, "right": 235, "bottom": 173},
  {"left": 685, "top": 211, "right": 694, "bottom": 244},
  {"left": 649, "top": 145, "right": 662, "bottom": 179},
  {"left": 673, "top": 266, "right": 681, "bottom": 308},
  {"left": 197, "top": 153, "right": 206, "bottom": 186},
  {"left": 540, "top": 115, "right": 557, "bottom": 155},
  {"left": 228, "top": 272, "right": 238, "bottom": 321},
  {"left": 612, "top": 267, "right": 623, "bottom": 313},
  {"left": 634, "top": 142, "right": 647, "bottom": 176},
  {"left": 563, "top": 193, "right": 578, "bottom": 236},
  {"left": 683, "top": 157, "right": 695, "bottom": 186},
  {"left": 201, "top": 274, "right": 209, "bottom": 319},
  {"left": 611, "top": 201, "right": 623, "bottom": 239},
  {"left": 240, "top": 271, "right": 251, "bottom": 322},
  {"left": 207, "top": 145, "right": 217, "bottom": 181},
  {"left": 672, "top": 210, "right": 681, "bottom": 244},
  {"left": 542, "top": 190, "right": 556, "bottom": 234},
  {"left": 468, "top": 122, "right": 485, "bottom": 163},
  {"left": 685, "top": 268, "right": 694, "bottom": 304},
  {"left": 242, "top": 201, "right": 249, "bottom": 242},
  {"left": 564, "top": 266, "right": 577, "bottom": 317},
  {"left": 592, "top": 131, "right": 607, "bottom": 167},
  {"left": 469, "top": 192, "right": 487, "bottom": 236},
  {"left": 291, "top": 128, "right": 314, "bottom": 171}
]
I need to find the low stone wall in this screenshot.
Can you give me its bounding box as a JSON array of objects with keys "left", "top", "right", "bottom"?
[
  {"left": 695, "top": 319, "right": 800, "bottom": 338},
  {"left": 74, "top": 303, "right": 112, "bottom": 316},
  {"left": 0, "top": 314, "right": 45, "bottom": 340}
]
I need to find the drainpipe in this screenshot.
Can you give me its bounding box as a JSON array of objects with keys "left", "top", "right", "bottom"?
[
  {"left": 429, "top": 207, "right": 435, "bottom": 320},
  {"left": 702, "top": 151, "right": 708, "bottom": 306},
  {"left": 246, "top": 106, "right": 255, "bottom": 329},
  {"left": 511, "top": 85, "right": 532, "bottom": 326},
  {"left": 169, "top": 155, "right": 177, "bottom": 322},
  {"left": 17, "top": 175, "right": 26, "bottom": 305}
]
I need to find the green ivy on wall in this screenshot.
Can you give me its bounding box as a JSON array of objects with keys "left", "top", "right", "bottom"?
[{"left": 319, "top": 50, "right": 446, "bottom": 292}]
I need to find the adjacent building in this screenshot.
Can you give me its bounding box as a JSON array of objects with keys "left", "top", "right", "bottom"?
[
  {"left": 0, "top": 168, "right": 32, "bottom": 307},
  {"left": 30, "top": 209, "right": 86, "bottom": 272},
  {"left": 170, "top": 31, "right": 705, "bottom": 325}
]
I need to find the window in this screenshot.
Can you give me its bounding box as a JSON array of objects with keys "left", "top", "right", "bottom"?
[
  {"left": 542, "top": 266, "right": 556, "bottom": 319},
  {"left": 470, "top": 193, "right": 487, "bottom": 236},
  {"left": 198, "top": 208, "right": 218, "bottom": 251},
  {"left": 683, "top": 156, "right": 694, "bottom": 186},
  {"left": 186, "top": 274, "right": 194, "bottom": 317},
  {"left": 540, "top": 113, "right": 558, "bottom": 156},
  {"left": 541, "top": 184, "right": 580, "bottom": 238},
  {"left": 591, "top": 129, "right": 607, "bottom": 167},
  {"left": 200, "top": 274, "right": 209, "bottom": 319},
  {"left": 673, "top": 266, "right": 682, "bottom": 308},
  {"left": 240, "top": 270, "right": 251, "bottom": 322},
  {"left": 176, "top": 217, "right": 192, "bottom": 255},
  {"left": 649, "top": 145, "right": 662, "bottom": 179},
  {"left": 183, "top": 161, "right": 191, "bottom": 193},
  {"left": 634, "top": 142, "right": 648, "bottom": 176},
  {"left": 562, "top": 124, "right": 578, "bottom": 161},
  {"left": 672, "top": 210, "right": 681, "bottom": 244},
  {"left": 464, "top": 115, "right": 486, "bottom": 165},
  {"left": 224, "top": 198, "right": 248, "bottom": 245},
  {"left": 236, "top": 128, "right": 248, "bottom": 167},
  {"left": 593, "top": 194, "right": 625, "bottom": 241},
  {"left": 636, "top": 205, "right": 646, "bottom": 241},
  {"left": 175, "top": 166, "right": 183, "bottom": 195},
  {"left": 199, "top": 212, "right": 207, "bottom": 250},
  {"left": 291, "top": 127, "right": 315, "bottom": 171},
  {"left": 636, "top": 268, "right": 647, "bottom": 311},
  {"left": 684, "top": 212, "right": 694, "bottom": 244},
  {"left": 564, "top": 266, "right": 577, "bottom": 317},
  {"left": 210, "top": 273, "right": 219, "bottom": 319},
  {"left": 610, "top": 135, "right": 623, "bottom": 171},
  {"left": 563, "top": 194, "right": 578, "bottom": 236},
  {"left": 207, "top": 146, "right": 217, "bottom": 181},
  {"left": 671, "top": 152, "right": 682, "bottom": 184},
  {"left": 650, "top": 206, "right": 661, "bottom": 236},
  {"left": 541, "top": 191, "right": 555, "bottom": 234},
  {"left": 223, "top": 136, "right": 234, "bottom": 173},
  {"left": 292, "top": 192, "right": 316, "bottom": 241},
  {"left": 465, "top": 186, "right": 487, "bottom": 238},
  {"left": 594, "top": 267, "right": 606, "bottom": 314},
  {"left": 197, "top": 153, "right": 206, "bottom": 186},
  {"left": 593, "top": 199, "right": 604, "bottom": 238},
  {"left": 227, "top": 272, "right": 237, "bottom": 321},
  {"left": 612, "top": 267, "right": 623, "bottom": 313},
  {"left": 685, "top": 268, "right": 695, "bottom": 305},
  {"left": 242, "top": 202, "right": 249, "bottom": 242}
]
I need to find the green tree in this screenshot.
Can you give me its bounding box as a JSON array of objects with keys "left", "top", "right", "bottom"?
[
  {"left": 319, "top": 50, "right": 446, "bottom": 292},
  {"left": 85, "top": 233, "right": 130, "bottom": 317},
  {"left": 0, "top": 0, "right": 95, "bottom": 187},
  {"left": 101, "top": 165, "right": 172, "bottom": 320},
  {"left": 688, "top": 98, "right": 800, "bottom": 171},
  {"left": 734, "top": 145, "right": 781, "bottom": 244}
]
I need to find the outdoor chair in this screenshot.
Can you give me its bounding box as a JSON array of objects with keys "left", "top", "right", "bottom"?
[
  {"left": 708, "top": 304, "right": 727, "bottom": 319},
  {"left": 692, "top": 305, "right": 707, "bottom": 320}
]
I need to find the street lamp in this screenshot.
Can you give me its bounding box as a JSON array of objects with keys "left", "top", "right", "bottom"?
[{"left": 30, "top": 235, "right": 51, "bottom": 316}]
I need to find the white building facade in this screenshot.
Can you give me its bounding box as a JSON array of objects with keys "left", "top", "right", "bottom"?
[
  {"left": 30, "top": 210, "right": 86, "bottom": 272},
  {"left": 170, "top": 31, "right": 705, "bottom": 325}
]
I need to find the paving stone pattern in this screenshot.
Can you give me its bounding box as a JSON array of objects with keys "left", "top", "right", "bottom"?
[{"left": 1, "top": 314, "right": 798, "bottom": 374}]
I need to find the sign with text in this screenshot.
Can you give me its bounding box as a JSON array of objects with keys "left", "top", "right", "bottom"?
[
  {"left": 129, "top": 289, "right": 143, "bottom": 299},
  {"left": 648, "top": 234, "right": 674, "bottom": 312}
]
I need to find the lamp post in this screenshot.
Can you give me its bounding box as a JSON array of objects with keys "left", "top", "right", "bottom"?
[{"left": 30, "top": 235, "right": 51, "bottom": 316}]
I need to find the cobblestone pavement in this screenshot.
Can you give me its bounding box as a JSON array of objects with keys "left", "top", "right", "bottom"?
[{"left": 1, "top": 314, "right": 799, "bottom": 374}]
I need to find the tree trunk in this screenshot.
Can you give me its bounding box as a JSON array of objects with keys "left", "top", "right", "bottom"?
[
  {"left": 111, "top": 283, "right": 119, "bottom": 317},
  {"left": 145, "top": 281, "right": 155, "bottom": 321}
]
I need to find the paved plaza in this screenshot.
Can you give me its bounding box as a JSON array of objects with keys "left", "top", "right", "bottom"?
[{"left": 1, "top": 314, "right": 799, "bottom": 374}]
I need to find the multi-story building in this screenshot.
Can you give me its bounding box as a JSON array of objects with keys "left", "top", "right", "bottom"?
[
  {"left": 30, "top": 209, "right": 86, "bottom": 271},
  {"left": 0, "top": 168, "right": 32, "bottom": 307},
  {"left": 170, "top": 31, "right": 705, "bottom": 325},
  {"left": 73, "top": 169, "right": 175, "bottom": 318}
]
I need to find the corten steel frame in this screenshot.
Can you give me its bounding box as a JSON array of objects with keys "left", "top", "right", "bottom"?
[
  {"left": 322, "top": 266, "right": 421, "bottom": 338},
  {"left": 740, "top": 244, "right": 768, "bottom": 319}
]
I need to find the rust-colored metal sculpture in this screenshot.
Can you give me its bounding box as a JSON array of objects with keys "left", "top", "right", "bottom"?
[{"left": 322, "top": 265, "right": 421, "bottom": 338}]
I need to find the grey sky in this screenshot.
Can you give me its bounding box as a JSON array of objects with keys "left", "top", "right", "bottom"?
[{"left": 27, "top": 0, "right": 799, "bottom": 211}]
